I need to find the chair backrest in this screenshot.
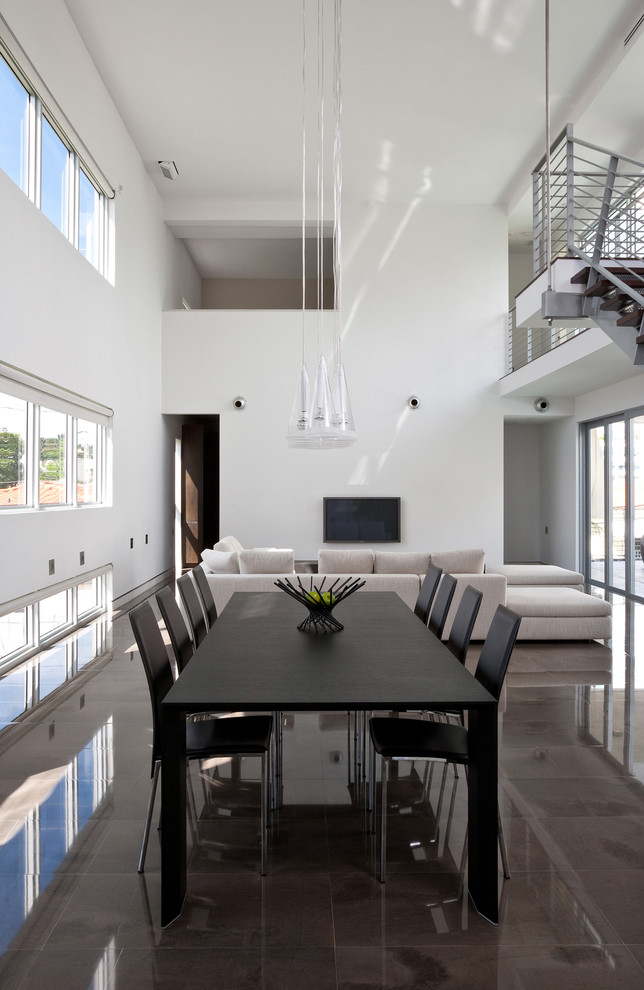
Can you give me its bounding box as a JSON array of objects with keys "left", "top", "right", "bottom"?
[
  {"left": 414, "top": 563, "right": 442, "bottom": 624},
  {"left": 156, "top": 586, "right": 194, "bottom": 672},
  {"left": 446, "top": 584, "right": 483, "bottom": 664},
  {"left": 428, "top": 573, "right": 457, "bottom": 639},
  {"left": 192, "top": 563, "right": 218, "bottom": 628},
  {"left": 474, "top": 604, "right": 522, "bottom": 700},
  {"left": 129, "top": 601, "right": 175, "bottom": 770},
  {"left": 177, "top": 573, "right": 208, "bottom": 646}
]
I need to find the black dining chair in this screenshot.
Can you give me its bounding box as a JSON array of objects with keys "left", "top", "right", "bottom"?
[
  {"left": 369, "top": 603, "right": 521, "bottom": 882},
  {"left": 156, "top": 586, "right": 194, "bottom": 673},
  {"left": 422, "top": 584, "right": 484, "bottom": 730},
  {"left": 414, "top": 564, "right": 443, "bottom": 625},
  {"left": 130, "top": 600, "right": 273, "bottom": 874},
  {"left": 177, "top": 572, "right": 208, "bottom": 646},
  {"left": 193, "top": 563, "right": 218, "bottom": 628},
  {"left": 446, "top": 584, "right": 483, "bottom": 665},
  {"left": 427, "top": 573, "right": 458, "bottom": 639}
]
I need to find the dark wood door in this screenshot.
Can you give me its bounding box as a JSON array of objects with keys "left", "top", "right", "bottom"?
[{"left": 181, "top": 419, "right": 219, "bottom": 569}]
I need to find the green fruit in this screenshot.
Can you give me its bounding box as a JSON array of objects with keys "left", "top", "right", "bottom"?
[
  {"left": 322, "top": 592, "right": 335, "bottom": 605},
  {"left": 306, "top": 590, "right": 321, "bottom": 603}
]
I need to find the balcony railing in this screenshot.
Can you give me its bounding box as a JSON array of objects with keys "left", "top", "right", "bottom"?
[
  {"left": 507, "top": 308, "right": 588, "bottom": 373},
  {"left": 533, "top": 124, "right": 644, "bottom": 282}
]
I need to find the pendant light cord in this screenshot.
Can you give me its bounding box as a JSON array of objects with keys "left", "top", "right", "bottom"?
[
  {"left": 545, "top": 0, "right": 552, "bottom": 293},
  {"left": 301, "top": 0, "right": 307, "bottom": 362},
  {"left": 333, "top": 0, "right": 343, "bottom": 373}
]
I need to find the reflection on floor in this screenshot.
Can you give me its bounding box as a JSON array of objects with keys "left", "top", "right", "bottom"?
[{"left": 0, "top": 596, "right": 643, "bottom": 988}]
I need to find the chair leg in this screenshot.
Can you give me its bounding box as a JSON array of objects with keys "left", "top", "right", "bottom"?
[
  {"left": 138, "top": 760, "right": 160, "bottom": 874},
  {"left": 498, "top": 807, "right": 510, "bottom": 879},
  {"left": 260, "top": 752, "right": 268, "bottom": 876},
  {"left": 379, "top": 757, "right": 388, "bottom": 882},
  {"left": 369, "top": 741, "right": 376, "bottom": 831},
  {"left": 429, "top": 762, "right": 449, "bottom": 843}
]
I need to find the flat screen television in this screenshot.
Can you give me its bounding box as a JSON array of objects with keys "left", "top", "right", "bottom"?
[{"left": 323, "top": 497, "right": 401, "bottom": 543}]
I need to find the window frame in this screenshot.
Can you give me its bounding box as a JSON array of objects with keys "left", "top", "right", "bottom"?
[
  {"left": 0, "top": 44, "right": 112, "bottom": 278},
  {"left": 0, "top": 568, "right": 111, "bottom": 674},
  {"left": 0, "top": 365, "right": 113, "bottom": 512}
]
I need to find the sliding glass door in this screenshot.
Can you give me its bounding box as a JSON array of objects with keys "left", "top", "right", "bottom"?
[{"left": 583, "top": 407, "right": 644, "bottom": 601}]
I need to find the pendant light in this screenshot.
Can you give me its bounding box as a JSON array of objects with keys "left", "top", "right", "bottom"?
[{"left": 287, "top": 0, "right": 356, "bottom": 448}]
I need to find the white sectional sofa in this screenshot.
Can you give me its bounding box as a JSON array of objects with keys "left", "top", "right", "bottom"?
[
  {"left": 199, "top": 537, "right": 612, "bottom": 642},
  {"left": 487, "top": 564, "right": 612, "bottom": 641}
]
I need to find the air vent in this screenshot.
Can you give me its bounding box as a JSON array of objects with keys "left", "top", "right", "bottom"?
[{"left": 157, "top": 160, "right": 179, "bottom": 180}]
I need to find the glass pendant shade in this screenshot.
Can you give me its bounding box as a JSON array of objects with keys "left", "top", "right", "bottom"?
[
  {"left": 287, "top": 362, "right": 311, "bottom": 443},
  {"left": 287, "top": 0, "right": 355, "bottom": 449},
  {"left": 332, "top": 362, "right": 355, "bottom": 435}
]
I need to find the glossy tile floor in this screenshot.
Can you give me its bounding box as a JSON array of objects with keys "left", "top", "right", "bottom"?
[{"left": 0, "top": 594, "right": 643, "bottom": 988}]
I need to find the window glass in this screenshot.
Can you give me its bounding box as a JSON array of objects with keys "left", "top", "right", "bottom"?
[
  {"left": 0, "top": 391, "right": 28, "bottom": 507},
  {"left": 39, "top": 590, "right": 69, "bottom": 638},
  {"left": 41, "top": 116, "right": 69, "bottom": 234},
  {"left": 77, "top": 578, "right": 98, "bottom": 616},
  {"left": 39, "top": 407, "right": 67, "bottom": 504},
  {"left": 76, "top": 419, "right": 97, "bottom": 504},
  {"left": 0, "top": 55, "right": 29, "bottom": 192},
  {"left": 38, "top": 642, "right": 68, "bottom": 700},
  {"left": 78, "top": 168, "right": 100, "bottom": 268},
  {"left": 0, "top": 608, "right": 29, "bottom": 661},
  {"left": 0, "top": 667, "right": 27, "bottom": 727}
]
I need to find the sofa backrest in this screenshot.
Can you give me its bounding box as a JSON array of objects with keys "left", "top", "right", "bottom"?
[
  {"left": 430, "top": 548, "right": 485, "bottom": 574},
  {"left": 374, "top": 551, "right": 431, "bottom": 574},
  {"left": 318, "top": 548, "right": 374, "bottom": 573}
]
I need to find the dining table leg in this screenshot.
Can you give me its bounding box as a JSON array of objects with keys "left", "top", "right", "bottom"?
[
  {"left": 161, "top": 705, "right": 187, "bottom": 927},
  {"left": 465, "top": 704, "right": 499, "bottom": 924}
]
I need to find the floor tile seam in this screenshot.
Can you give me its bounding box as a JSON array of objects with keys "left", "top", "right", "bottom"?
[
  {"left": 534, "top": 812, "right": 644, "bottom": 825},
  {"left": 504, "top": 779, "right": 644, "bottom": 818},
  {"left": 553, "top": 865, "right": 644, "bottom": 874},
  {"left": 623, "top": 945, "right": 644, "bottom": 971}
]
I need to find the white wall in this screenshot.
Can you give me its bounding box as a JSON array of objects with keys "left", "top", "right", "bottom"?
[
  {"left": 508, "top": 249, "right": 534, "bottom": 307},
  {"left": 524, "top": 372, "right": 644, "bottom": 573},
  {"left": 538, "top": 416, "right": 579, "bottom": 567},
  {"left": 0, "top": 0, "right": 199, "bottom": 605},
  {"left": 503, "top": 422, "right": 541, "bottom": 561},
  {"left": 163, "top": 203, "right": 508, "bottom": 562}
]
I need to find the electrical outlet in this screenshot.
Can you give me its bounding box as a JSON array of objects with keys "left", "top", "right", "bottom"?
[
  {"left": 130, "top": 538, "right": 134, "bottom": 549},
  {"left": 80, "top": 550, "right": 85, "bottom": 565},
  {"left": 48, "top": 558, "right": 55, "bottom": 575},
  {"left": 145, "top": 534, "right": 149, "bottom": 544}
]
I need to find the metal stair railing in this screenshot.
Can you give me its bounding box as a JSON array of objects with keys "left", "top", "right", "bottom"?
[{"left": 532, "top": 124, "right": 644, "bottom": 310}]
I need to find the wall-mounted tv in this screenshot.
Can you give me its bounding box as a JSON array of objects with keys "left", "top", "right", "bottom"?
[{"left": 323, "top": 497, "right": 401, "bottom": 543}]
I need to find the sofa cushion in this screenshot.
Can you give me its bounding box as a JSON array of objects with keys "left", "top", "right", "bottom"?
[
  {"left": 374, "top": 551, "right": 431, "bottom": 575},
  {"left": 431, "top": 548, "right": 485, "bottom": 574},
  {"left": 318, "top": 549, "right": 374, "bottom": 573},
  {"left": 239, "top": 548, "right": 295, "bottom": 574},
  {"left": 487, "top": 564, "right": 584, "bottom": 588},
  {"left": 506, "top": 586, "right": 611, "bottom": 618},
  {"left": 200, "top": 548, "right": 240, "bottom": 573},
  {"left": 214, "top": 534, "right": 244, "bottom": 553}
]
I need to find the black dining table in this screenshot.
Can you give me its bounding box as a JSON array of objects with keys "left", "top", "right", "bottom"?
[{"left": 160, "top": 590, "right": 501, "bottom": 926}]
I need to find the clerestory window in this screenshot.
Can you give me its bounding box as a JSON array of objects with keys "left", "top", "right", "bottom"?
[{"left": 0, "top": 45, "right": 112, "bottom": 278}]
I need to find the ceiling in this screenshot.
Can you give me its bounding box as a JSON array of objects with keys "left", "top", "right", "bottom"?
[{"left": 63, "top": 0, "right": 644, "bottom": 278}]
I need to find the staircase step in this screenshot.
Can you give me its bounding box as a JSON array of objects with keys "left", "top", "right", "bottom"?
[
  {"left": 600, "top": 292, "right": 634, "bottom": 311},
  {"left": 616, "top": 309, "right": 644, "bottom": 327},
  {"left": 584, "top": 278, "right": 644, "bottom": 297},
  {"left": 570, "top": 266, "right": 644, "bottom": 284}
]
